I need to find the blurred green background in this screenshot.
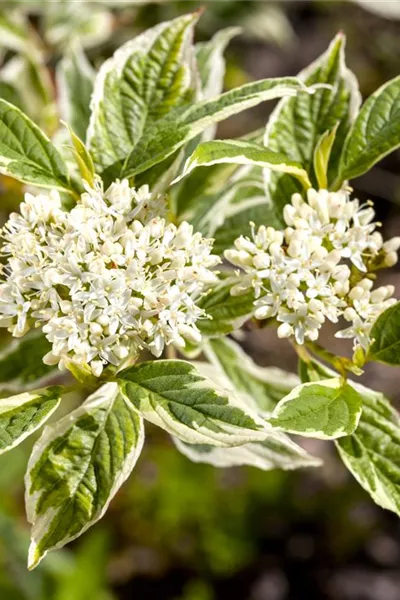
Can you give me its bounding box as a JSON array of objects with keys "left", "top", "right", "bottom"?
[{"left": 1, "top": 2, "right": 400, "bottom": 599}]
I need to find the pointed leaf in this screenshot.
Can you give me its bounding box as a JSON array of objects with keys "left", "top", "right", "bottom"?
[
  {"left": 174, "top": 139, "right": 311, "bottom": 189},
  {"left": 87, "top": 14, "right": 197, "bottom": 171},
  {"left": 313, "top": 123, "right": 339, "bottom": 189},
  {"left": 338, "top": 75, "right": 400, "bottom": 183},
  {"left": 337, "top": 390, "right": 400, "bottom": 516},
  {"left": 64, "top": 123, "right": 95, "bottom": 186},
  {"left": 269, "top": 378, "right": 362, "bottom": 439},
  {"left": 0, "top": 386, "right": 61, "bottom": 455},
  {"left": 367, "top": 302, "right": 400, "bottom": 365},
  {"left": 120, "top": 77, "right": 313, "bottom": 179},
  {"left": 0, "top": 100, "right": 71, "bottom": 191},
  {"left": 118, "top": 360, "right": 267, "bottom": 447},
  {"left": 264, "top": 33, "right": 360, "bottom": 219},
  {"left": 174, "top": 360, "right": 320, "bottom": 470},
  {"left": 299, "top": 355, "right": 400, "bottom": 513},
  {"left": 25, "top": 383, "right": 144, "bottom": 569}
]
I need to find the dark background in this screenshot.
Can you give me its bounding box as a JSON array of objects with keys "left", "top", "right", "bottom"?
[{"left": 1, "top": 2, "right": 400, "bottom": 599}]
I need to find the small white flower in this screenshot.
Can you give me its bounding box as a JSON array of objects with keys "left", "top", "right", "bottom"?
[
  {"left": 225, "top": 188, "right": 398, "bottom": 350},
  {"left": 0, "top": 178, "right": 220, "bottom": 376}
]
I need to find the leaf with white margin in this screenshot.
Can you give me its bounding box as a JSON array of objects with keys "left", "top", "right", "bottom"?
[
  {"left": 264, "top": 32, "right": 360, "bottom": 219},
  {"left": 195, "top": 27, "right": 240, "bottom": 140},
  {"left": 87, "top": 13, "right": 198, "bottom": 171},
  {"left": 300, "top": 357, "right": 400, "bottom": 516},
  {"left": 337, "top": 76, "right": 400, "bottom": 184},
  {"left": 205, "top": 337, "right": 300, "bottom": 414},
  {"left": 196, "top": 27, "right": 240, "bottom": 100},
  {"left": 57, "top": 44, "right": 94, "bottom": 141},
  {"left": 174, "top": 435, "right": 321, "bottom": 471},
  {"left": 120, "top": 76, "right": 314, "bottom": 180},
  {"left": 269, "top": 378, "right": 362, "bottom": 439},
  {"left": 337, "top": 389, "right": 400, "bottom": 516},
  {"left": 367, "top": 302, "right": 400, "bottom": 365},
  {"left": 0, "top": 332, "right": 57, "bottom": 393},
  {"left": 174, "top": 127, "right": 264, "bottom": 220},
  {"left": 174, "top": 139, "right": 312, "bottom": 189},
  {"left": 25, "top": 383, "right": 144, "bottom": 569},
  {"left": 0, "top": 386, "right": 62, "bottom": 455},
  {"left": 118, "top": 360, "right": 267, "bottom": 447},
  {"left": 0, "top": 100, "right": 71, "bottom": 191},
  {"left": 173, "top": 360, "right": 320, "bottom": 471}
]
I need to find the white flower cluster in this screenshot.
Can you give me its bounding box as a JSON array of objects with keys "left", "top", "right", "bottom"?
[
  {"left": 0, "top": 179, "right": 220, "bottom": 376},
  {"left": 225, "top": 188, "right": 399, "bottom": 349}
]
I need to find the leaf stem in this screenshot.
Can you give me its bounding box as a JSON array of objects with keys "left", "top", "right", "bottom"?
[
  {"left": 305, "top": 341, "right": 363, "bottom": 378},
  {"left": 166, "top": 345, "right": 177, "bottom": 360}
]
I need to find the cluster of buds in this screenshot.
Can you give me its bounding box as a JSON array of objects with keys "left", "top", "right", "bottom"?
[
  {"left": 225, "top": 188, "right": 399, "bottom": 350},
  {"left": 0, "top": 179, "right": 220, "bottom": 377}
]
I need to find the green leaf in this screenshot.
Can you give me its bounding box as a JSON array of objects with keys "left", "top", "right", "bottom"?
[
  {"left": 174, "top": 434, "right": 321, "bottom": 471},
  {"left": 119, "top": 360, "right": 267, "bottom": 447},
  {"left": 25, "top": 382, "right": 144, "bottom": 569},
  {"left": 174, "top": 139, "right": 312, "bottom": 189},
  {"left": 173, "top": 128, "right": 264, "bottom": 220},
  {"left": 313, "top": 123, "right": 339, "bottom": 189},
  {"left": 299, "top": 355, "right": 400, "bottom": 515},
  {"left": 367, "top": 302, "right": 400, "bottom": 365},
  {"left": 0, "top": 332, "right": 56, "bottom": 393},
  {"left": 337, "top": 75, "right": 400, "bottom": 183},
  {"left": 57, "top": 44, "right": 94, "bottom": 141},
  {"left": 264, "top": 33, "right": 360, "bottom": 219},
  {"left": 0, "top": 386, "right": 61, "bottom": 455},
  {"left": 64, "top": 123, "right": 95, "bottom": 186},
  {"left": 120, "top": 76, "right": 314, "bottom": 180},
  {"left": 173, "top": 359, "right": 320, "bottom": 470},
  {"left": 337, "top": 390, "right": 400, "bottom": 516},
  {"left": 87, "top": 13, "right": 198, "bottom": 171},
  {"left": 197, "top": 279, "right": 255, "bottom": 336},
  {"left": 195, "top": 27, "right": 240, "bottom": 141},
  {"left": 205, "top": 337, "right": 300, "bottom": 413},
  {"left": 0, "top": 100, "right": 71, "bottom": 191},
  {"left": 269, "top": 378, "right": 362, "bottom": 439}
]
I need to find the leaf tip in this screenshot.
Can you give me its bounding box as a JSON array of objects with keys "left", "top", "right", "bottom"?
[
  {"left": 27, "top": 540, "right": 44, "bottom": 570},
  {"left": 195, "top": 5, "right": 206, "bottom": 18}
]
